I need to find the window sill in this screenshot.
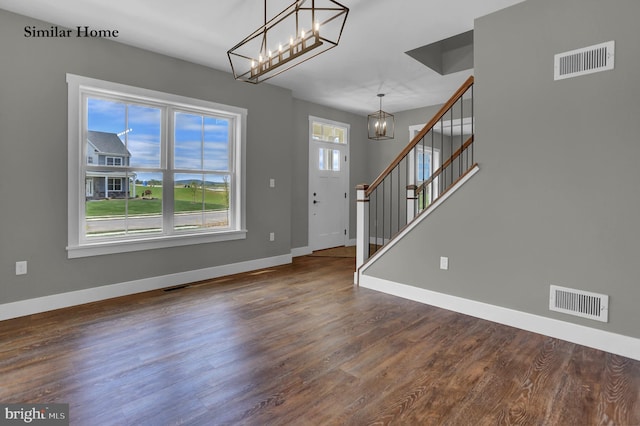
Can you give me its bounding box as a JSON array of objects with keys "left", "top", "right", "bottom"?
[{"left": 67, "top": 229, "right": 247, "bottom": 259}]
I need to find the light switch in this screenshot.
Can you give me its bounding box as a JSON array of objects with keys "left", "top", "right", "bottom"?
[
  {"left": 16, "top": 261, "right": 27, "bottom": 275},
  {"left": 440, "top": 257, "right": 449, "bottom": 270},
  {"left": 269, "top": 178, "right": 275, "bottom": 188}
]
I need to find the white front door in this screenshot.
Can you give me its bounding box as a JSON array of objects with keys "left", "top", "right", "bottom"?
[
  {"left": 85, "top": 178, "right": 94, "bottom": 197},
  {"left": 308, "top": 117, "right": 349, "bottom": 251}
]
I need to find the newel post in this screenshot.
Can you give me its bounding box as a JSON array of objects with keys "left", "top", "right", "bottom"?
[{"left": 355, "top": 184, "right": 369, "bottom": 283}]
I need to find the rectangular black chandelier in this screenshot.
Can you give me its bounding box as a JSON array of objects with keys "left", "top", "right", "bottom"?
[{"left": 227, "top": 0, "right": 349, "bottom": 84}]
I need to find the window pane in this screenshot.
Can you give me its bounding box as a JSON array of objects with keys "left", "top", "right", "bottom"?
[
  {"left": 87, "top": 98, "right": 161, "bottom": 168},
  {"left": 204, "top": 116, "right": 230, "bottom": 171},
  {"left": 174, "top": 173, "right": 230, "bottom": 231},
  {"left": 312, "top": 123, "right": 323, "bottom": 140},
  {"left": 319, "top": 148, "right": 340, "bottom": 171},
  {"left": 127, "top": 104, "right": 161, "bottom": 168},
  {"left": 87, "top": 98, "right": 126, "bottom": 135},
  {"left": 332, "top": 149, "right": 340, "bottom": 170},
  {"left": 322, "top": 125, "right": 333, "bottom": 141},
  {"left": 417, "top": 150, "right": 432, "bottom": 182},
  {"left": 85, "top": 172, "right": 163, "bottom": 237},
  {"left": 87, "top": 98, "right": 126, "bottom": 166},
  {"left": 311, "top": 121, "right": 347, "bottom": 144},
  {"left": 174, "top": 112, "right": 203, "bottom": 170}
]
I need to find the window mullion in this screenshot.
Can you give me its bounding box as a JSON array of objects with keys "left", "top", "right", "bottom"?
[
  {"left": 124, "top": 104, "right": 129, "bottom": 235},
  {"left": 78, "top": 92, "right": 89, "bottom": 244},
  {"left": 164, "top": 106, "right": 174, "bottom": 235},
  {"left": 201, "top": 118, "right": 206, "bottom": 218}
]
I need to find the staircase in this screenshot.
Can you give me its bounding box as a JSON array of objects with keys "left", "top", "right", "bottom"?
[{"left": 355, "top": 76, "right": 478, "bottom": 280}]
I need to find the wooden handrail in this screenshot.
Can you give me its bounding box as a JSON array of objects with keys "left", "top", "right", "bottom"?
[
  {"left": 366, "top": 75, "right": 474, "bottom": 197},
  {"left": 416, "top": 135, "right": 474, "bottom": 194}
]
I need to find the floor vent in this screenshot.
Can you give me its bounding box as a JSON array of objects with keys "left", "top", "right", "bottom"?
[
  {"left": 163, "top": 284, "right": 188, "bottom": 292},
  {"left": 554, "top": 41, "right": 614, "bottom": 80},
  {"left": 549, "top": 285, "right": 608, "bottom": 322}
]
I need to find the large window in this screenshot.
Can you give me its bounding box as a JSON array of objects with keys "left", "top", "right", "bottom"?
[{"left": 67, "top": 74, "right": 247, "bottom": 258}]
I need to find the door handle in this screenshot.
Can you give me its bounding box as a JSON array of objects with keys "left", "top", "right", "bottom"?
[{"left": 313, "top": 200, "right": 319, "bottom": 204}]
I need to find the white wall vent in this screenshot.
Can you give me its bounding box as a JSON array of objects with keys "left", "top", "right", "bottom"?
[
  {"left": 549, "top": 285, "right": 609, "bottom": 322},
  {"left": 554, "top": 41, "right": 615, "bottom": 80}
]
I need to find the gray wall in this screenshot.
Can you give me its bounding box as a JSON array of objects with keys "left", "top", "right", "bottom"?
[
  {"left": 364, "top": 0, "right": 640, "bottom": 338},
  {"left": 0, "top": 8, "right": 361, "bottom": 305},
  {"left": 291, "top": 99, "right": 368, "bottom": 248}
]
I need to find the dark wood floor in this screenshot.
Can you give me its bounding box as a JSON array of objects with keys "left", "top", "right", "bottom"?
[{"left": 1, "top": 255, "right": 639, "bottom": 425}]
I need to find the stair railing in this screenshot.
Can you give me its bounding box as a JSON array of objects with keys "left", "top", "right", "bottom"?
[{"left": 356, "top": 76, "right": 475, "bottom": 271}]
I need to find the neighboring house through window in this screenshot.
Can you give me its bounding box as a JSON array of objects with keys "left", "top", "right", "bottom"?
[
  {"left": 86, "top": 130, "right": 131, "bottom": 199},
  {"left": 67, "top": 74, "right": 247, "bottom": 258}
]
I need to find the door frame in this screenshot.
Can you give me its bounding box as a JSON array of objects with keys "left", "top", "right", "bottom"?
[{"left": 308, "top": 115, "right": 350, "bottom": 251}]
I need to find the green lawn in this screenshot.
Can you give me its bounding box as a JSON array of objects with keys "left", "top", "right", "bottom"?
[{"left": 86, "top": 185, "right": 228, "bottom": 217}]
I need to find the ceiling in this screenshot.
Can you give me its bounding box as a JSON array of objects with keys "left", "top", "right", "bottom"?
[{"left": 0, "top": 0, "right": 525, "bottom": 116}]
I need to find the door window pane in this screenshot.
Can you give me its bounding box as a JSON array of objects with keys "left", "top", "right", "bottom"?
[
  {"left": 312, "top": 122, "right": 347, "bottom": 144},
  {"left": 319, "top": 148, "right": 341, "bottom": 171}
]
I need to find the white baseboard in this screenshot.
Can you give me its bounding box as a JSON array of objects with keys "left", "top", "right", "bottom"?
[
  {"left": 0, "top": 253, "right": 293, "bottom": 322},
  {"left": 347, "top": 239, "right": 356, "bottom": 247},
  {"left": 291, "top": 246, "right": 312, "bottom": 257},
  {"left": 360, "top": 275, "right": 640, "bottom": 362}
]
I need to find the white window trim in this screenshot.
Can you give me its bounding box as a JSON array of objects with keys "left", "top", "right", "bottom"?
[
  {"left": 107, "top": 178, "right": 123, "bottom": 192},
  {"left": 105, "top": 156, "right": 123, "bottom": 166},
  {"left": 67, "top": 74, "right": 247, "bottom": 258},
  {"left": 310, "top": 115, "right": 348, "bottom": 144}
]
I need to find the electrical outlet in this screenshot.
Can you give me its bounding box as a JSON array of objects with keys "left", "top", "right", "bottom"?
[
  {"left": 439, "top": 256, "right": 449, "bottom": 270},
  {"left": 269, "top": 178, "right": 275, "bottom": 188},
  {"left": 16, "top": 261, "right": 27, "bottom": 275},
  {"left": 269, "top": 232, "right": 275, "bottom": 241}
]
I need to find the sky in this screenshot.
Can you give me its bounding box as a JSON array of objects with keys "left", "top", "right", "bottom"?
[{"left": 87, "top": 97, "right": 230, "bottom": 184}]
